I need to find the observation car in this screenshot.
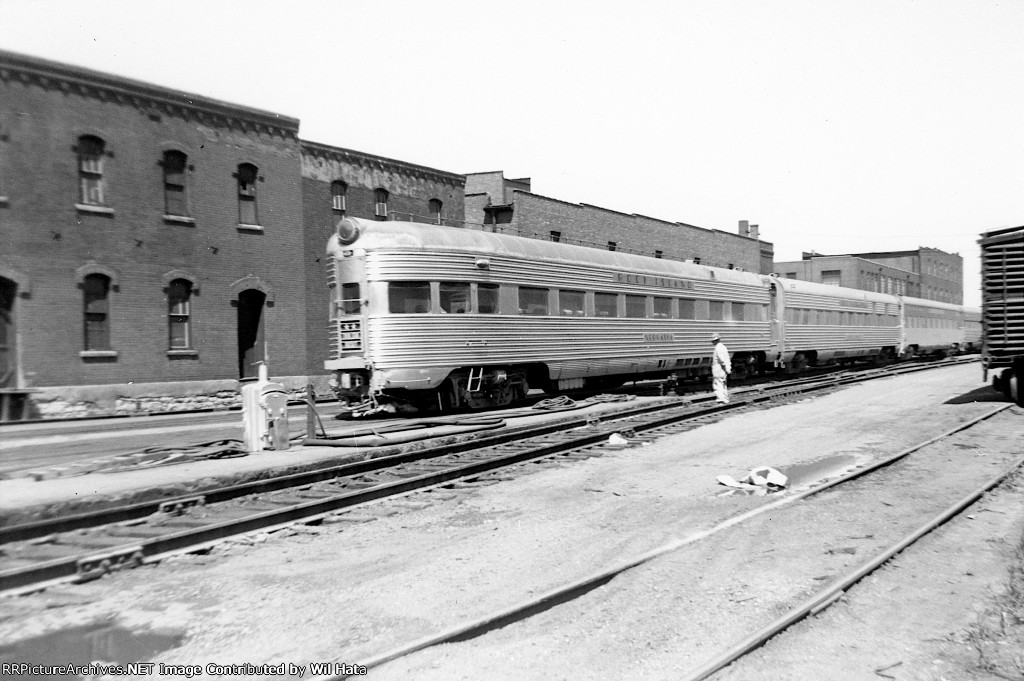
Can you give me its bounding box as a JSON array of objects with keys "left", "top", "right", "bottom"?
[{"left": 325, "top": 218, "right": 974, "bottom": 412}]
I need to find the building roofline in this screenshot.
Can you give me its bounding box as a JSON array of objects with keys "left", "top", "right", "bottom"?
[
  {"left": 525, "top": 193, "right": 767, "bottom": 243},
  {"left": 300, "top": 140, "right": 465, "bottom": 186},
  {"left": 776, "top": 254, "right": 917, "bottom": 276},
  {"left": 0, "top": 48, "right": 300, "bottom": 136}
]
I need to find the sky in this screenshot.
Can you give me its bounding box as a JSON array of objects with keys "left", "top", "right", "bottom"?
[{"left": 2, "top": 0, "right": 1022, "bottom": 308}]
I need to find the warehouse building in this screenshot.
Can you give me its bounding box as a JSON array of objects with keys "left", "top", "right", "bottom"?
[
  {"left": 775, "top": 247, "right": 963, "bottom": 304},
  {"left": 464, "top": 171, "right": 774, "bottom": 275},
  {"left": 0, "top": 49, "right": 465, "bottom": 418}
]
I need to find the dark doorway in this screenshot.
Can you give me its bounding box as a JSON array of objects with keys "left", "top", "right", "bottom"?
[
  {"left": 0, "top": 277, "right": 16, "bottom": 388},
  {"left": 237, "top": 289, "right": 266, "bottom": 379}
]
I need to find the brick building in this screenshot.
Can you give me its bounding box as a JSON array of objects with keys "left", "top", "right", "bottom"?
[
  {"left": 464, "top": 171, "right": 774, "bottom": 275},
  {"left": 0, "top": 50, "right": 465, "bottom": 418},
  {"left": 775, "top": 247, "right": 963, "bottom": 304}
]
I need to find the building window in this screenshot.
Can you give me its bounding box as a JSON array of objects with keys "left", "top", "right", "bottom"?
[
  {"left": 163, "top": 150, "right": 188, "bottom": 216},
  {"left": 331, "top": 181, "right": 347, "bottom": 213},
  {"left": 168, "top": 279, "right": 193, "bottom": 349},
  {"left": 550, "top": 231, "right": 561, "bottom": 243},
  {"left": 374, "top": 188, "right": 389, "bottom": 220},
  {"left": 428, "top": 198, "right": 443, "bottom": 225},
  {"left": 83, "top": 273, "right": 111, "bottom": 350},
  {"left": 608, "top": 241, "right": 617, "bottom": 252},
  {"left": 78, "top": 135, "right": 106, "bottom": 205},
  {"left": 821, "top": 270, "right": 841, "bottom": 286},
  {"left": 237, "top": 163, "right": 259, "bottom": 224}
]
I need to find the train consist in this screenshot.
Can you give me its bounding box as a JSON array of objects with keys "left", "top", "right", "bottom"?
[
  {"left": 325, "top": 218, "right": 980, "bottom": 412},
  {"left": 980, "top": 225, "right": 1024, "bottom": 405}
]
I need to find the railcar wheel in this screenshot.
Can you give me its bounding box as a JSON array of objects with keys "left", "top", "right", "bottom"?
[
  {"left": 788, "top": 353, "right": 808, "bottom": 373},
  {"left": 437, "top": 381, "right": 458, "bottom": 412}
]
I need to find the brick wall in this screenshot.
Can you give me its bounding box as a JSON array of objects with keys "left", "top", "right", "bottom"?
[
  {"left": 508, "top": 192, "right": 767, "bottom": 273},
  {"left": 0, "top": 51, "right": 306, "bottom": 390}
]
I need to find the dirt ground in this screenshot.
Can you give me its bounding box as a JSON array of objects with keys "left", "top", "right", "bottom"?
[{"left": 2, "top": 363, "right": 1023, "bottom": 681}]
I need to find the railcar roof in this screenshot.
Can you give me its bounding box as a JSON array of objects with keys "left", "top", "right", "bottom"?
[
  {"left": 774, "top": 276, "right": 899, "bottom": 304},
  {"left": 900, "top": 296, "right": 966, "bottom": 312},
  {"left": 330, "top": 218, "right": 768, "bottom": 287}
]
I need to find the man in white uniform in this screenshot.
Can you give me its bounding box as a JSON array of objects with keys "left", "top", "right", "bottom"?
[{"left": 711, "top": 333, "right": 732, "bottom": 404}]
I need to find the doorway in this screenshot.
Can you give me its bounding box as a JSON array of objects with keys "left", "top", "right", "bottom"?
[
  {"left": 237, "top": 289, "right": 266, "bottom": 379},
  {"left": 0, "top": 277, "right": 16, "bottom": 388}
]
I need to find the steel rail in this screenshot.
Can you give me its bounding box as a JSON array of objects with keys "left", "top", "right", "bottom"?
[
  {"left": 310, "top": 403, "right": 1012, "bottom": 681},
  {"left": 0, "top": 358, "right": 975, "bottom": 595}
]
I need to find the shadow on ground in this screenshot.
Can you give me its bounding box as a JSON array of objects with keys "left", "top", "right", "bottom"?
[{"left": 944, "top": 385, "right": 1006, "bottom": 404}]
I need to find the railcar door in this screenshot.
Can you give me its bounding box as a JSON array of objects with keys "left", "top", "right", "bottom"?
[{"left": 768, "top": 278, "right": 785, "bottom": 367}]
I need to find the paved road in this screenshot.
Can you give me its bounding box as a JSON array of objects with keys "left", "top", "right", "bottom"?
[{"left": 0, "top": 403, "right": 344, "bottom": 476}]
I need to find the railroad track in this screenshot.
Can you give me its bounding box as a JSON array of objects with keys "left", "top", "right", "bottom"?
[
  {"left": 0, "top": 357, "right": 977, "bottom": 596},
  {"left": 312, "top": 397, "right": 1018, "bottom": 681}
]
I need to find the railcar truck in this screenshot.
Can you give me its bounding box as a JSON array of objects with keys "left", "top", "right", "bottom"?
[{"left": 980, "top": 225, "right": 1024, "bottom": 405}]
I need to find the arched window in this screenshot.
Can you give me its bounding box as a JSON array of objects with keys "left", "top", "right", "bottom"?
[
  {"left": 78, "top": 135, "right": 105, "bottom": 205},
  {"left": 83, "top": 273, "right": 111, "bottom": 350},
  {"left": 331, "top": 181, "right": 347, "bottom": 213},
  {"left": 163, "top": 150, "right": 188, "bottom": 216},
  {"left": 428, "top": 198, "right": 443, "bottom": 225},
  {"left": 168, "top": 279, "right": 193, "bottom": 349},
  {"left": 237, "top": 163, "right": 259, "bottom": 225},
  {"left": 374, "top": 188, "right": 389, "bottom": 220}
]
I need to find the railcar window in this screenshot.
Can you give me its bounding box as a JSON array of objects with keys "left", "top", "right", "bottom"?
[
  {"left": 694, "top": 299, "right": 710, "bottom": 320},
  {"left": 732, "top": 302, "right": 744, "bottom": 322},
  {"left": 595, "top": 292, "right": 618, "bottom": 318},
  {"left": 678, "top": 298, "right": 695, "bottom": 320},
  {"left": 388, "top": 282, "right": 431, "bottom": 314},
  {"left": 440, "top": 282, "right": 470, "bottom": 313},
  {"left": 752, "top": 304, "right": 767, "bottom": 322},
  {"left": 709, "top": 301, "right": 724, "bottom": 321},
  {"left": 559, "top": 290, "right": 585, "bottom": 316},
  {"left": 519, "top": 287, "right": 549, "bottom": 316},
  {"left": 477, "top": 284, "right": 499, "bottom": 314},
  {"left": 653, "top": 297, "right": 671, "bottom": 319},
  {"left": 339, "top": 283, "right": 361, "bottom": 315},
  {"left": 625, "top": 295, "right": 646, "bottom": 318}
]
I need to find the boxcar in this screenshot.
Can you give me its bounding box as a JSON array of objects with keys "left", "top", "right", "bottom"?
[{"left": 980, "top": 225, "right": 1024, "bottom": 404}]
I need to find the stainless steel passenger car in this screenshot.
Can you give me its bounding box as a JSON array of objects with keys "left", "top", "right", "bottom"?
[
  {"left": 773, "top": 277, "right": 901, "bottom": 371},
  {"left": 324, "top": 218, "right": 974, "bottom": 411},
  {"left": 325, "top": 218, "right": 774, "bottom": 410},
  {"left": 901, "top": 296, "right": 970, "bottom": 357}
]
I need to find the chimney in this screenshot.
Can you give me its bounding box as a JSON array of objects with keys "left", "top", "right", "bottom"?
[
  {"left": 750, "top": 224, "right": 760, "bottom": 240},
  {"left": 738, "top": 220, "right": 750, "bottom": 237}
]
